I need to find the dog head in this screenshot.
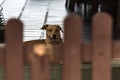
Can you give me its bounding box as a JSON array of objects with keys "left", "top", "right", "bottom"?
[{"left": 41, "top": 24, "right": 63, "bottom": 44}]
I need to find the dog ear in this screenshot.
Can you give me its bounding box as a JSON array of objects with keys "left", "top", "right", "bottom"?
[
  {"left": 57, "top": 25, "right": 64, "bottom": 33},
  {"left": 41, "top": 25, "right": 48, "bottom": 30}
]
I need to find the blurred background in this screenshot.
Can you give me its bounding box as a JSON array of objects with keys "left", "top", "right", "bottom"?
[
  {"left": 0, "top": 0, "right": 118, "bottom": 42},
  {"left": 0, "top": 0, "right": 66, "bottom": 42}
]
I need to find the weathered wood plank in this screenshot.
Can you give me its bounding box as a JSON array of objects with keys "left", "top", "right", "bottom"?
[
  {"left": 63, "top": 14, "right": 82, "bottom": 80},
  {"left": 92, "top": 13, "right": 112, "bottom": 80},
  {"left": 5, "top": 19, "right": 24, "bottom": 80}
]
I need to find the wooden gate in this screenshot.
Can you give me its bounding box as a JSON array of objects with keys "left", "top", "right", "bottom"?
[{"left": 0, "top": 12, "right": 120, "bottom": 80}]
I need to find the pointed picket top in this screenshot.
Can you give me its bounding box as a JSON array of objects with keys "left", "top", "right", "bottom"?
[
  {"left": 63, "top": 14, "right": 83, "bottom": 80},
  {"left": 5, "top": 19, "right": 24, "bottom": 80},
  {"left": 92, "top": 12, "right": 112, "bottom": 80}
]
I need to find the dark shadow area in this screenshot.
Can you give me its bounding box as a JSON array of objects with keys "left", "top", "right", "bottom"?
[
  {"left": 0, "top": 30, "right": 4, "bottom": 43},
  {"left": 66, "top": 0, "right": 118, "bottom": 41},
  {"left": 0, "top": 7, "right": 5, "bottom": 43}
]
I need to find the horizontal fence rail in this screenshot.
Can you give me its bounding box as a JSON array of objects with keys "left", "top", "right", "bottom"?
[
  {"left": 0, "top": 12, "right": 119, "bottom": 80},
  {"left": 1, "top": 41, "right": 120, "bottom": 65}
]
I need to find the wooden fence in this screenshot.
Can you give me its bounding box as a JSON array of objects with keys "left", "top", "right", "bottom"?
[{"left": 0, "top": 12, "right": 120, "bottom": 80}]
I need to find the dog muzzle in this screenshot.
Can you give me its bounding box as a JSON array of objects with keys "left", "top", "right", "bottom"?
[{"left": 48, "top": 35, "right": 60, "bottom": 44}]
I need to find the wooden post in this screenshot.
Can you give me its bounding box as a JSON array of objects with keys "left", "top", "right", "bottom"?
[
  {"left": 92, "top": 13, "right": 112, "bottom": 80},
  {"left": 27, "top": 46, "right": 50, "bottom": 80},
  {"left": 30, "top": 53, "right": 50, "bottom": 80},
  {"left": 63, "top": 14, "right": 82, "bottom": 80},
  {"left": 5, "top": 19, "right": 24, "bottom": 80}
]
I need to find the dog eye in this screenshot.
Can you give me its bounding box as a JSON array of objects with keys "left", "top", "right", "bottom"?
[
  {"left": 56, "top": 30, "right": 59, "bottom": 32},
  {"left": 48, "top": 30, "right": 52, "bottom": 32}
]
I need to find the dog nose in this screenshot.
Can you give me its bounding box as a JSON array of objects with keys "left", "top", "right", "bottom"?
[{"left": 53, "top": 35, "right": 56, "bottom": 39}]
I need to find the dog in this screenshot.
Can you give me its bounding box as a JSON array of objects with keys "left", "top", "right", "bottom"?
[
  {"left": 24, "top": 24, "right": 63, "bottom": 45},
  {"left": 24, "top": 24, "right": 63, "bottom": 63}
]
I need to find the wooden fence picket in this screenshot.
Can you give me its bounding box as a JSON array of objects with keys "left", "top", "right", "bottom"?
[
  {"left": 5, "top": 19, "right": 24, "bottom": 80},
  {"left": 92, "top": 13, "right": 112, "bottom": 80},
  {"left": 63, "top": 14, "right": 82, "bottom": 80},
  {"left": 30, "top": 54, "right": 50, "bottom": 80}
]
